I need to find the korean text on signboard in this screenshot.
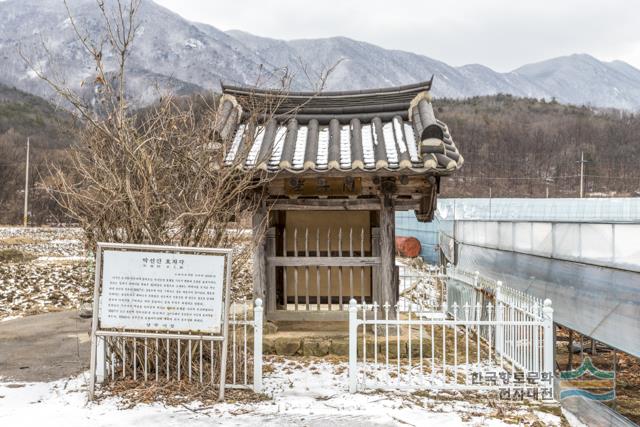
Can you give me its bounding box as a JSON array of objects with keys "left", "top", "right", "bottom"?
[{"left": 100, "top": 250, "right": 225, "bottom": 333}]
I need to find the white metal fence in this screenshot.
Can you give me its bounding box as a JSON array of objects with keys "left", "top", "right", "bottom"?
[
  {"left": 446, "top": 265, "right": 550, "bottom": 375},
  {"left": 447, "top": 265, "right": 544, "bottom": 322},
  {"left": 397, "top": 264, "right": 445, "bottom": 312},
  {"left": 96, "top": 299, "right": 263, "bottom": 393},
  {"left": 349, "top": 269, "right": 554, "bottom": 399}
]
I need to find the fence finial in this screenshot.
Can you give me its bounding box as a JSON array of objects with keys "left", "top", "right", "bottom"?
[
  {"left": 255, "top": 298, "right": 263, "bottom": 308},
  {"left": 543, "top": 298, "right": 553, "bottom": 317},
  {"left": 495, "top": 280, "right": 503, "bottom": 303}
]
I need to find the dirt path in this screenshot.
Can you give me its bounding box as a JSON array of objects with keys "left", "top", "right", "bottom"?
[{"left": 0, "top": 311, "right": 91, "bottom": 382}]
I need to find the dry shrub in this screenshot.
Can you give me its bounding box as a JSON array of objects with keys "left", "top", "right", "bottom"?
[
  {"left": 99, "top": 379, "right": 268, "bottom": 408},
  {"left": 24, "top": 0, "right": 336, "bottom": 404},
  {"left": 99, "top": 324, "right": 258, "bottom": 403},
  {"left": 25, "top": 1, "right": 335, "bottom": 288}
]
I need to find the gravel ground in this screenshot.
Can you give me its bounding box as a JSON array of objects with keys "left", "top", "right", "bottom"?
[
  {"left": 0, "top": 227, "right": 91, "bottom": 321},
  {"left": 0, "top": 227, "right": 85, "bottom": 257},
  {"left": 0, "top": 227, "right": 253, "bottom": 321},
  {"left": 0, "top": 260, "right": 93, "bottom": 320}
]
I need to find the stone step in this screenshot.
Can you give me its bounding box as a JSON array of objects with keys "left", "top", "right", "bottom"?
[
  {"left": 268, "top": 320, "right": 349, "bottom": 333},
  {"left": 262, "top": 333, "right": 479, "bottom": 359}
]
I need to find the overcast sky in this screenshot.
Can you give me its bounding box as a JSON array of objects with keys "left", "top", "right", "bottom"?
[{"left": 154, "top": 0, "right": 640, "bottom": 71}]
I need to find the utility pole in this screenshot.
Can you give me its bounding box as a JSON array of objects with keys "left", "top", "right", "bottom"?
[
  {"left": 579, "top": 151, "right": 584, "bottom": 198},
  {"left": 577, "top": 151, "right": 590, "bottom": 198},
  {"left": 23, "top": 137, "right": 29, "bottom": 227},
  {"left": 545, "top": 177, "right": 554, "bottom": 199}
]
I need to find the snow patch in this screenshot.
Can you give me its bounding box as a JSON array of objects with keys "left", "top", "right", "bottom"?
[
  {"left": 0, "top": 360, "right": 563, "bottom": 426},
  {"left": 184, "top": 38, "right": 204, "bottom": 49}
]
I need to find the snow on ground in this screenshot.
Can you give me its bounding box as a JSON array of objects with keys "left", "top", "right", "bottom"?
[{"left": 0, "top": 357, "right": 563, "bottom": 426}]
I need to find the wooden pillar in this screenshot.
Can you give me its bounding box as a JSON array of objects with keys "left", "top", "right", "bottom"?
[
  {"left": 371, "top": 227, "right": 380, "bottom": 304},
  {"left": 379, "top": 194, "right": 396, "bottom": 309},
  {"left": 252, "top": 206, "right": 267, "bottom": 302},
  {"left": 266, "top": 228, "right": 277, "bottom": 313}
]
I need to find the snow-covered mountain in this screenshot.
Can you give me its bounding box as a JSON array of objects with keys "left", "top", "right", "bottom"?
[
  {"left": 2, "top": 0, "right": 640, "bottom": 110},
  {"left": 0, "top": 0, "right": 266, "bottom": 105}
]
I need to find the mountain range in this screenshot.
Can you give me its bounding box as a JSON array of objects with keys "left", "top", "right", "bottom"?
[{"left": 2, "top": 0, "right": 640, "bottom": 110}]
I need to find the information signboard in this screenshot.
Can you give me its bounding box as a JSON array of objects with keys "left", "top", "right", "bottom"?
[
  {"left": 100, "top": 250, "right": 225, "bottom": 333},
  {"left": 88, "top": 243, "right": 233, "bottom": 400}
]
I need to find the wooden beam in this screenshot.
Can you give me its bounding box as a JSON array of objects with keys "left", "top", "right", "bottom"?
[
  {"left": 394, "top": 199, "right": 421, "bottom": 210},
  {"left": 268, "top": 198, "right": 381, "bottom": 210},
  {"left": 268, "top": 197, "right": 422, "bottom": 211},
  {"left": 252, "top": 206, "right": 267, "bottom": 301},
  {"left": 379, "top": 194, "right": 397, "bottom": 311},
  {"left": 267, "top": 175, "right": 434, "bottom": 198},
  {"left": 267, "top": 256, "right": 380, "bottom": 267}
]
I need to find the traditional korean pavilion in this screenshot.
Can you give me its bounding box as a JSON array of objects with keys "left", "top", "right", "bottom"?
[{"left": 216, "top": 79, "right": 463, "bottom": 321}]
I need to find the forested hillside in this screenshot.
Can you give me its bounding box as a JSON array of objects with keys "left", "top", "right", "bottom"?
[
  {"left": 0, "top": 83, "right": 75, "bottom": 224},
  {"left": 437, "top": 95, "right": 640, "bottom": 198},
  {"left": 1, "top": 89, "right": 639, "bottom": 224}
]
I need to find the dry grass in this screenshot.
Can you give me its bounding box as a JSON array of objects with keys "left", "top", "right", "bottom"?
[
  {"left": 97, "top": 328, "right": 257, "bottom": 406},
  {"left": 359, "top": 321, "right": 499, "bottom": 369},
  {"left": 0, "top": 236, "right": 44, "bottom": 246},
  {"left": 98, "top": 379, "right": 269, "bottom": 408},
  {"left": 0, "top": 248, "right": 36, "bottom": 263}
]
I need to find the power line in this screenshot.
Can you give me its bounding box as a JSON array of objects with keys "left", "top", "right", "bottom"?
[
  {"left": 583, "top": 174, "right": 640, "bottom": 179},
  {"left": 455, "top": 175, "right": 580, "bottom": 181},
  {"left": 456, "top": 175, "right": 640, "bottom": 181}
]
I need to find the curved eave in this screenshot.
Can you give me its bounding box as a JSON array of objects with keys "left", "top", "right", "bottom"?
[
  {"left": 221, "top": 78, "right": 434, "bottom": 117},
  {"left": 221, "top": 78, "right": 433, "bottom": 99},
  {"left": 225, "top": 163, "right": 462, "bottom": 177}
]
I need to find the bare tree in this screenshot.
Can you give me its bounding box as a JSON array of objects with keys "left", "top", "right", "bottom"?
[
  {"left": 22, "top": 0, "right": 338, "bottom": 293},
  {"left": 17, "top": 1, "right": 344, "bottom": 400}
]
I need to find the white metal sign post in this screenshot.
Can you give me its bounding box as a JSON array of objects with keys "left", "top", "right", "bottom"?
[{"left": 88, "top": 243, "right": 233, "bottom": 401}]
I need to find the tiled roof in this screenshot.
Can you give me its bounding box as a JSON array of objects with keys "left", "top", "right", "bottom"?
[{"left": 217, "top": 80, "right": 463, "bottom": 174}]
